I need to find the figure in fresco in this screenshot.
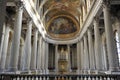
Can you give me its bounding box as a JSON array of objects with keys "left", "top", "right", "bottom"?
[{"left": 48, "top": 17, "right": 77, "bottom": 34}]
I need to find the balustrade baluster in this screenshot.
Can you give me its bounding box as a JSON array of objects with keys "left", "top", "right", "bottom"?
[
  {"left": 30, "top": 76, "right": 32, "bottom": 80},
  {"left": 47, "top": 76, "right": 49, "bottom": 80},
  {"left": 28, "top": 76, "right": 31, "bottom": 80},
  {"left": 76, "top": 76, "right": 79, "bottom": 80},
  {"left": 17, "top": 76, "right": 19, "bottom": 80},
  {"left": 110, "top": 76, "right": 112, "bottom": 80},
  {"left": 0, "top": 75, "right": 1, "bottom": 79},
  {"left": 44, "top": 76, "right": 46, "bottom": 80},
  {"left": 98, "top": 76, "right": 100, "bottom": 80},
  {"left": 104, "top": 76, "right": 106, "bottom": 80},
  {"left": 88, "top": 76, "right": 91, "bottom": 80},
  {"left": 95, "top": 76, "right": 97, "bottom": 80},
  {"left": 27, "top": 76, "right": 28, "bottom": 80},
  {"left": 39, "top": 76, "right": 42, "bottom": 80},
  {"left": 92, "top": 76, "right": 94, "bottom": 80},
  {"left": 101, "top": 76, "right": 104, "bottom": 80},
  {"left": 111, "top": 77, "right": 115, "bottom": 80},
  {"left": 11, "top": 76, "right": 13, "bottom": 80},
  {"left": 23, "top": 76, "right": 25, "bottom": 80},
  {"left": 107, "top": 76, "right": 110, "bottom": 80},
  {"left": 86, "top": 76, "right": 90, "bottom": 80},
  {"left": 20, "top": 76, "right": 22, "bottom": 80},
  {"left": 99, "top": 76, "right": 101, "bottom": 80},
  {"left": 54, "top": 76, "right": 57, "bottom": 80},
  {"left": 89, "top": 76, "right": 91, "bottom": 80},
  {"left": 92, "top": 76, "right": 95, "bottom": 80},
  {"left": 83, "top": 76, "right": 85, "bottom": 80},
  {"left": 14, "top": 76, "right": 17, "bottom": 80},
  {"left": 38, "top": 76, "right": 40, "bottom": 80},
  {"left": 117, "top": 75, "right": 120, "bottom": 80},
  {"left": 41, "top": 76, "right": 44, "bottom": 80},
  {"left": 65, "top": 76, "right": 68, "bottom": 80},
  {"left": 81, "top": 76, "right": 83, "bottom": 80},
  {"left": 36, "top": 76, "right": 39, "bottom": 80},
  {"left": 57, "top": 76, "right": 59, "bottom": 80},
  {"left": 60, "top": 76, "right": 62, "bottom": 80},
  {"left": 34, "top": 76, "right": 36, "bottom": 80}
]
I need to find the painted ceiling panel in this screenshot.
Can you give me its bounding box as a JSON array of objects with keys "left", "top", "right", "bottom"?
[{"left": 42, "top": 0, "right": 81, "bottom": 40}]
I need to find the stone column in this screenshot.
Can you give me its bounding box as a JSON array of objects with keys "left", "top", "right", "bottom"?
[
  {"left": 87, "top": 28, "right": 95, "bottom": 70},
  {"left": 40, "top": 38, "right": 43, "bottom": 74},
  {"left": 116, "top": 18, "right": 120, "bottom": 48},
  {"left": 71, "top": 47, "right": 74, "bottom": 70},
  {"left": 37, "top": 35, "right": 42, "bottom": 73},
  {"left": 19, "top": 39, "right": 24, "bottom": 71},
  {"left": 103, "top": 2, "right": 119, "bottom": 71},
  {"left": 102, "top": 39, "right": 108, "bottom": 70},
  {"left": 45, "top": 41, "right": 49, "bottom": 74},
  {"left": 118, "top": 24, "right": 120, "bottom": 45},
  {"left": 30, "top": 28, "right": 38, "bottom": 71},
  {"left": 55, "top": 45, "right": 58, "bottom": 73},
  {"left": 0, "top": 24, "right": 6, "bottom": 63},
  {"left": 8, "top": 1, "right": 23, "bottom": 71},
  {"left": 94, "top": 17, "right": 102, "bottom": 70},
  {"left": 0, "top": 0, "right": 6, "bottom": 46},
  {"left": 77, "top": 42, "right": 80, "bottom": 74},
  {"left": 41, "top": 40, "right": 45, "bottom": 73},
  {"left": 67, "top": 45, "right": 71, "bottom": 72},
  {"left": 23, "top": 19, "right": 32, "bottom": 71},
  {"left": 5, "top": 40, "right": 12, "bottom": 70},
  {"left": 0, "top": 26, "right": 10, "bottom": 72},
  {"left": 83, "top": 34, "right": 89, "bottom": 71},
  {"left": 80, "top": 39, "right": 84, "bottom": 73}
]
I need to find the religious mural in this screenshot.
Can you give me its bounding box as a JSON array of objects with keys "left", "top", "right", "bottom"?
[{"left": 48, "top": 17, "right": 77, "bottom": 34}]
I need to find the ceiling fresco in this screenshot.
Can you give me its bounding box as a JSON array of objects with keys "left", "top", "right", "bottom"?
[
  {"left": 48, "top": 17, "right": 77, "bottom": 34},
  {"left": 42, "top": 0, "right": 81, "bottom": 39}
]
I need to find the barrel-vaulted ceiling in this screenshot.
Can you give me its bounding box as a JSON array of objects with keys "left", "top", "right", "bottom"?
[{"left": 41, "top": 0, "right": 84, "bottom": 40}]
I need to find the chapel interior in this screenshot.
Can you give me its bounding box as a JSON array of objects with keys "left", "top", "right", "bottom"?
[{"left": 0, "top": 0, "right": 120, "bottom": 80}]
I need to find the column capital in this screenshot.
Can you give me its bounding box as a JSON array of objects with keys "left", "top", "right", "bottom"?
[
  {"left": 15, "top": 1, "right": 24, "bottom": 9},
  {"left": 80, "top": 38, "right": 84, "bottom": 42},
  {"left": 38, "top": 33, "right": 42, "bottom": 37},
  {"left": 87, "top": 28, "right": 93, "bottom": 36},
  {"left": 93, "top": 16, "right": 100, "bottom": 23},
  {"left": 27, "top": 17, "right": 32, "bottom": 22},
  {"left": 116, "top": 16, "right": 120, "bottom": 21},
  {"left": 27, "top": 17, "right": 32, "bottom": 26},
  {"left": 33, "top": 27, "right": 38, "bottom": 32},
  {"left": 102, "top": 0, "right": 111, "bottom": 10},
  {"left": 83, "top": 33, "right": 87, "bottom": 37},
  {"left": 88, "top": 27, "right": 92, "bottom": 31}
]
